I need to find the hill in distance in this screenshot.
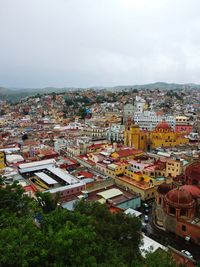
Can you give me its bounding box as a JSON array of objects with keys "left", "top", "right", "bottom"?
[
  {"left": 113, "top": 82, "right": 200, "bottom": 90},
  {"left": 0, "top": 82, "right": 200, "bottom": 102}
]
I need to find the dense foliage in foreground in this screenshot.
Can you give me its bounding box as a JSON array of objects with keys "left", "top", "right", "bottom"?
[{"left": 0, "top": 181, "right": 177, "bottom": 267}]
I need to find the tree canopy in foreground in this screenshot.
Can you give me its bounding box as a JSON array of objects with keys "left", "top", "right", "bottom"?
[{"left": 0, "top": 181, "right": 178, "bottom": 267}]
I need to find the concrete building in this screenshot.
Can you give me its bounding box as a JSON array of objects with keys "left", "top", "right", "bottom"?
[
  {"left": 123, "top": 103, "right": 134, "bottom": 124},
  {"left": 175, "top": 116, "right": 193, "bottom": 134},
  {"left": 165, "top": 159, "right": 183, "bottom": 178},
  {"left": 107, "top": 124, "right": 124, "bottom": 143},
  {"left": 84, "top": 125, "right": 109, "bottom": 138},
  {"left": 135, "top": 96, "right": 146, "bottom": 113},
  {"left": 134, "top": 111, "right": 175, "bottom": 131}
]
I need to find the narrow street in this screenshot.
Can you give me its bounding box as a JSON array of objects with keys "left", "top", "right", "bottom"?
[{"left": 142, "top": 205, "right": 200, "bottom": 261}]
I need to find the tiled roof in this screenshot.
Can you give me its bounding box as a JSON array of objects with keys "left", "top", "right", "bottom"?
[
  {"left": 78, "top": 171, "right": 94, "bottom": 178},
  {"left": 115, "top": 149, "right": 143, "bottom": 158}
]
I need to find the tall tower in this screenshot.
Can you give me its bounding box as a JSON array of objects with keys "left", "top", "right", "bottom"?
[
  {"left": 123, "top": 103, "right": 134, "bottom": 125},
  {"left": 124, "top": 117, "right": 147, "bottom": 150}
]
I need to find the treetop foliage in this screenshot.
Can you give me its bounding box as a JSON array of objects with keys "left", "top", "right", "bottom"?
[{"left": 0, "top": 181, "right": 178, "bottom": 267}]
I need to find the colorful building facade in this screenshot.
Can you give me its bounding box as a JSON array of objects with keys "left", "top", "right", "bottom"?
[
  {"left": 124, "top": 119, "right": 188, "bottom": 151},
  {"left": 154, "top": 161, "right": 200, "bottom": 245},
  {"left": 0, "top": 152, "right": 5, "bottom": 169}
]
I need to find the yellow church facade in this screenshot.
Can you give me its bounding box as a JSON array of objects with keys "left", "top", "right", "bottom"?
[
  {"left": 124, "top": 120, "right": 188, "bottom": 151},
  {"left": 0, "top": 152, "right": 5, "bottom": 169}
]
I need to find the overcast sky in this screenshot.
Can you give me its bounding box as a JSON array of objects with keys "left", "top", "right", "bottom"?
[{"left": 1, "top": 0, "right": 200, "bottom": 88}]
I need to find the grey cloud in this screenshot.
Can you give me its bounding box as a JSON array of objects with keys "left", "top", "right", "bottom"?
[{"left": 1, "top": 0, "right": 200, "bottom": 87}]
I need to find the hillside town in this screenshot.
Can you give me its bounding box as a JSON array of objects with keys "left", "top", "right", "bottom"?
[{"left": 0, "top": 87, "right": 200, "bottom": 266}]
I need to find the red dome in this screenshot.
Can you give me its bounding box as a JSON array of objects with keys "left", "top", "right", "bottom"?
[
  {"left": 156, "top": 120, "right": 172, "bottom": 131},
  {"left": 185, "top": 161, "right": 200, "bottom": 186},
  {"left": 181, "top": 185, "right": 200, "bottom": 198},
  {"left": 165, "top": 188, "right": 195, "bottom": 208}
]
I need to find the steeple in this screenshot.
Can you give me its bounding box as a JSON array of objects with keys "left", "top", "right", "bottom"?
[{"left": 126, "top": 116, "right": 139, "bottom": 130}]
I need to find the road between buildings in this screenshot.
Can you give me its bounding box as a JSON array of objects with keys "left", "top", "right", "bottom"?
[{"left": 142, "top": 205, "right": 200, "bottom": 261}]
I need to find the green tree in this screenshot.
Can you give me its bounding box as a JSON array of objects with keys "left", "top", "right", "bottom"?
[
  {"left": 78, "top": 106, "right": 87, "bottom": 119},
  {"left": 131, "top": 250, "right": 179, "bottom": 267},
  {"left": 74, "top": 201, "right": 142, "bottom": 265},
  {"left": 36, "top": 192, "right": 59, "bottom": 213},
  {"left": 0, "top": 181, "right": 32, "bottom": 214},
  {"left": 144, "top": 250, "right": 178, "bottom": 267},
  {"left": 64, "top": 97, "right": 74, "bottom": 106},
  {"left": 0, "top": 184, "right": 182, "bottom": 267}
]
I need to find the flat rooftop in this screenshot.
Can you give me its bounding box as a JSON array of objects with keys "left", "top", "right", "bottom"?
[
  {"left": 34, "top": 172, "right": 58, "bottom": 185},
  {"left": 86, "top": 185, "right": 139, "bottom": 203},
  {"left": 116, "top": 176, "right": 154, "bottom": 190},
  {"left": 47, "top": 166, "right": 78, "bottom": 185},
  {"left": 19, "top": 159, "right": 56, "bottom": 169}
]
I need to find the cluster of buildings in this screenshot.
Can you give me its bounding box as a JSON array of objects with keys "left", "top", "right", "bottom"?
[{"left": 0, "top": 87, "right": 200, "bottom": 265}]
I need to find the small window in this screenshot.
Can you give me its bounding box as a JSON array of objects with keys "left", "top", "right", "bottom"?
[
  {"left": 180, "top": 209, "right": 187, "bottom": 217},
  {"left": 169, "top": 207, "right": 176, "bottom": 215},
  {"left": 182, "top": 225, "right": 186, "bottom": 232}
]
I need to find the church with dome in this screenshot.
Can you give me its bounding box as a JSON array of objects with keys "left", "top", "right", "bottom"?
[
  {"left": 154, "top": 161, "right": 200, "bottom": 245},
  {"left": 124, "top": 119, "right": 188, "bottom": 151}
]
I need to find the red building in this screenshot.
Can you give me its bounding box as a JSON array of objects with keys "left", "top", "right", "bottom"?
[
  {"left": 37, "top": 149, "right": 58, "bottom": 160},
  {"left": 175, "top": 125, "right": 193, "bottom": 134},
  {"left": 154, "top": 161, "right": 200, "bottom": 245}
]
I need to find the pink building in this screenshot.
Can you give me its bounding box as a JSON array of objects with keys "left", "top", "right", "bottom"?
[{"left": 175, "top": 125, "right": 193, "bottom": 134}]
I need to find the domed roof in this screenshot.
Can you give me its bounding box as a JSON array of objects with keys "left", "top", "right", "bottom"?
[
  {"left": 185, "top": 161, "right": 200, "bottom": 186},
  {"left": 181, "top": 185, "right": 200, "bottom": 198},
  {"left": 165, "top": 187, "right": 195, "bottom": 208},
  {"left": 156, "top": 120, "right": 172, "bottom": 131},
  {"left": 157, "top": 183, "right": 171, "bottom": 195}
]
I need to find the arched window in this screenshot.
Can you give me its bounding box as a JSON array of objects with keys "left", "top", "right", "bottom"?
[
  {"left": 180, "top": 209, "right": 187, "bottom": 217},
  {"left": 169, "top": 206, "right": 176, "bottom": 215}
]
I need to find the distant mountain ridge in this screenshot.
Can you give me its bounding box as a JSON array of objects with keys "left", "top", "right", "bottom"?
[
  {"left": 0, "top": 87, "right": 73, "bottom": 102},
  {"left": 113, "top": 82, "right": 200, "bottom": 90},
  {"left": 0, "top": 82, "right": 200, "bottom": 102}
]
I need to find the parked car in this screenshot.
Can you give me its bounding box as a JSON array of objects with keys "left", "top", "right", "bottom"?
[
  {"left": 141, "top": 222, "right": 147, "bottom": 233},
  {"left": 181, "top": 250, "right": 193, "bottom": 259},
  {"left": 144, "top": 215, "right": 149, "bottom": 223}
]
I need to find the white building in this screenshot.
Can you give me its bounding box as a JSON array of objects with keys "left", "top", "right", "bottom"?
[
  {"left": 140, "top": 234, "right": 167, "bottom": 258},
  {"left": 54, "top": 139, "right": 67, "bottom": 153},
  {"left": 135, "top": 96, "right": 146, "bottom": 113},
  {"left": 83, "top": 125, "right": 109, "bottom": 138},
  {"left": 134, "top": 111, "right": 175, "bottom": 131},
  {"left": 107, "top": 124, "right": 124, "bottom": 143},
  {"left": 176, "top": 116, "right": 190, "bottom": 125}
]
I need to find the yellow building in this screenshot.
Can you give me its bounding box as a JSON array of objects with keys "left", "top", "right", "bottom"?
[
  {"left": 106, "top": 162, "right": 129, "bottom": 178},
  {"left": 0, "top": 152, "right": 5, "bottom": 169},
  {"left": 114, "top": 175, "right": 156, "bottom": 201},
  {"left": 124, "top": 119, "right": 188, "bottom": 151},
  {"left": 165, "top": 159, "right": 183, "bottom": 178},
  {"left": 124, "top": 121, "right": 147, "bottom": 150},
  {"left": 111, "top": 148, "right": 144, "bottom": 160}
]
